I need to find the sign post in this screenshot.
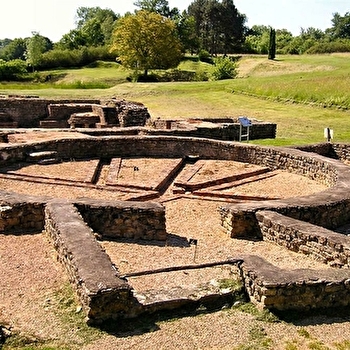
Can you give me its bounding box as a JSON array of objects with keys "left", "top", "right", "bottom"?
[{"left": 238, "top": 116, "right": 252, "bottom": 142}]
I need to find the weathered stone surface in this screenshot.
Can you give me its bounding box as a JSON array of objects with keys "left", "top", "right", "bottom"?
[
  {"left": 75, "top": 198, "right": 167, "bottom": 241},
  {"left": 256, "top": 210, "right": 350, "bottom": 267},
  {"left": 44, "top": 200, "right": 137, "bottom": 323},
  {"left": 2, "top": 135, "right": 350, "bottom": 319},
  {"left": 240, "top": 255, "right": 350, "bottom": 311}
]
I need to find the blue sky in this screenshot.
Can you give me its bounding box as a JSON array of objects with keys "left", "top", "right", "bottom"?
[{"left": 0, "top": 0, "right": 348, "bottom": 42}]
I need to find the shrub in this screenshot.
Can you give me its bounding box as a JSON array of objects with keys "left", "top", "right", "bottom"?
[
  {"left": 198, "top": 49, "right": 213, "bottom": 64},
  {"left": 210, "top": 57, "right": 237, "bottom": 80},
  {"left": 0, "top": 59, "right": 28, "bottom": 80},
  {"left": 35, "top": 46, "right": 116, "bottom": 70},
  {"left": 306, "top": 40, "right": 350, "bottom": 54}
]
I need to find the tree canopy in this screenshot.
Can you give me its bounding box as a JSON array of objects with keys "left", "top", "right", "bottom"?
[
  {"left": 1, "top": 4, "right": 350, "bottom": 75},
  {"left": 57, "top": 6, "right": 119, "bottom": 49},
  {"left": 188, "top": 0, "right": 246, "bottom": 55},
  {"left": 327, "top": 12, "right": 350, "bottom": 39},
  {"left": 110, "top": 10, "right": 182, "bottom": 76},
  {"left": 133, "top": 0, "right": 179, "bottom": 18},
  {"left": 26, "top": 32, "right": 52, "bottom": 70}
]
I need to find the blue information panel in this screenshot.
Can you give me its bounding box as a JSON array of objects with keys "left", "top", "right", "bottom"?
[{"left": 238, "top": 116, "right": 252, "bottom": 127}]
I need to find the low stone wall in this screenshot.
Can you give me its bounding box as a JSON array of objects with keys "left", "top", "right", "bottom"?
[
  {"left": 76, "top": 198, "right": 167, "bottom": 241},
  {"left": 0, "top": 98, "right": 98, "bottom": 127},
  {"left": 118, "top": 102, "right": 151, "bottom": 127},
  {"left": 256, "top": 210, "right": 350, "bottom": 268},
  {"left": 149, "top": 120, "right": 276, "bottom": 141},
  {"left": 2, "top": 137, "right": 350, "bottom": 318},
  {"left": 46, "top": 104, "right": 96, "bottom": 127},
  {"left": 0, "top": 97, "right": 151, "bottom": 129},
  {"left": 241, "top": 255, "right": 350, "bottom": 312},
  {"left": 296, "top": 143, "right": 350, "bottom": 164},
  {"left": 0, "top": 97, "right": 275, "bottom": 140},
  {"left": 0, "top": 137, "right": 339, "bottom": 183},
  {"left": 0, "top": 191, "right": 46, "bottom": 233},
  {"left": 44, "top": 200, "right": 136, "bottom": 323}
]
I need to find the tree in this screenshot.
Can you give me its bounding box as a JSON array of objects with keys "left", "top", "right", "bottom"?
[
  {"left": 174, "top": 11, "right": 199, "bottom": 53},
  {"left": 220, "top": 0, "right": 247, "bottom": 54},
  {"left": 133, "top": 0, "right": 178, "bottom": 18},
  {"left": 268, "top": 28, "right": 276, "bottom": 59},
  {"left": 188, "top": 0, "right": 246, "bottom": 55},
  {"left": 26, "top": 32, "right": 52, "bottom": 71},
  {"left": 110, "top": 10, "right": 183, "bottom": 77},
  {"left": 57, "top": 29, "right": 87, "bottom": 50},
  {"left": 75, "top": 7, "right": 119, "bottom": 44},
  {"left": 57, "top": 7, "right": 119, "bottom": 49},
  {"left": 326, "top": 12, "right": 350, "bottom": 39},
  {"left": 0, "top": 38, "right": 27, "bottom": 61}
]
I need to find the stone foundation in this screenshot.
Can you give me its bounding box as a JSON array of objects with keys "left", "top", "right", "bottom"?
[
  {"left": 2, "top": 136, "right": 350, "bottom": 321},
  {"left": 256, "top": 210, "right": 350, "bottom": 268},
  {"left": 241, "top": 255, "right": 350, "bottom": 312},
  {"left": 0, "top": 96, "right": 276, "bottom": 140},
  {"left": 44, "top": 201, "right": 137, "bottom": 323}
]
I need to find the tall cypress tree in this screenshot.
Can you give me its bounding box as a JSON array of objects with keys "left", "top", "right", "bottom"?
[{"left": 268, "top": 27, "right": 276, "bottom": 59}]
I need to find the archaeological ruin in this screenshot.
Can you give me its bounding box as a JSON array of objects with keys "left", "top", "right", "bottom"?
[{"left": 1, "top": 95, "right": 350, "bottom": 324}]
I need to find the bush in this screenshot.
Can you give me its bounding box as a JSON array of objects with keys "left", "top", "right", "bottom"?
[
  {"left": 34, "top": 46, "right": 117, "bottom": 70},
  {"left": 210, "top": 57, "right": 237, "bottom": 80},
  {"left": 0, "top": 59, "right": 28, "bottom": 80},
  {"left": 306, "top": 40, "right": 350, "bottom": 54},
  {"left": 198, "top": 49, "right": 213, "bottom": 64}
]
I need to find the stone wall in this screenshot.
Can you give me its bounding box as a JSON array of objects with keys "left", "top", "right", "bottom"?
[
  {"left": 218, "top": 144, "right": 350, "bottom": 238},
  {"left": 46, "top": 103, "right": 97, "bottom": 128},
  {"left": 2, "top": 137, "right": 350, "bottom": 317},
  {"left": 76, "top": 198, "right": 167, "bottom": 241},
  {"left": 149, "top": 119, "right": 276, "bottom": 141},
  {"left": 256, "top": 210, "right": 350, "bottom": 268},
  {"left": 296, "top": 143, "right": 350, "bottom": 164},
  {"left": 44, "top": 200, "right": 136, "bottom": 323},
  {"left": 241, "top": 255, "right": 350, "bottom": 312},
  {"left": 0, "top": 97, "right": 98, "bottom": 127},
  {"left": 0, "top": 97, "right": 275, "bottom": 140},
  {"left": 0, "top": 191, "right": 46, "bottom": 233},
  {"left": 0, "top": 180, "right": 166, "bottom": 323}
]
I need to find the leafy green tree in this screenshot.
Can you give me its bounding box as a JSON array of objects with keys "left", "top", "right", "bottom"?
[
  {"left": 0, "top": 38, "right": 27, "bottom": 61},
  {"left": 26, "top": 32, "right": 52, "bottom": 71},
  {"left": 188, "top": 0, "right": 246, "bottom": 54},
  {"left": 57, "top": 7, "right": 119, "bottom": 49},
  {"left": 0, "top": 59, "right": 27, "bottom": 80},
  {"left": 57, "top": 29, "right": 87, "bottom": 50},
  {"left": 110, "top": 10, "right": 183, "bottom": 77},
  {"left": 276, "top": 29, "right": 293, "bottom": 53},
  {"left": 81, "top": 18, "right": 105, "bottom": 47},
  {"left": 327, "top": 12, "right": 350, "bottom": 39},
  {"left": 220, "top": 0, "right": 247, "bottom": 54},
  {"left": 134, "top": 0, "right": 178, "bottom": 18},
  {"left": 174, "top": 11, "right": 199, "bottom": 53},
  {"left": 76, "top": 7, "right": 119, "bottom": 44},
  {"left": 300, "top": 27, "right": 325, "bottom": 40},
  {"left": 244, "top": 26, "right": 270, "bottom": 54}
]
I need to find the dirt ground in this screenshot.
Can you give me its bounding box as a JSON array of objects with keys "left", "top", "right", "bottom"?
[{"left": 1, "top": 154, "right": 350, "bottom": 349}]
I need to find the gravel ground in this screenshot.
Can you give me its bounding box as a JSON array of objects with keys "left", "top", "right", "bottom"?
[{"left": 1, "top": 156, "right": 350, "bottom": 349}]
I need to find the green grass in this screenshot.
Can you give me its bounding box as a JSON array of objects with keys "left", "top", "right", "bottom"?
[
  {"left": 2, "top": 284, "right": 103, "bottom": 350},
  {"left": 1, "top": 54, "right": 350, "bottom": 146}
]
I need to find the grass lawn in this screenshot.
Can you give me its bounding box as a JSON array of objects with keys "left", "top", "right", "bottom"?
[{"left": 1, "top": 54, "right": 349, "bottom": 146}]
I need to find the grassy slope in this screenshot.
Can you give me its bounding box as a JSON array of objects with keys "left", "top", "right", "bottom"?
[{"left": 1, "top": 54, "right": 349, "bottom": 146}]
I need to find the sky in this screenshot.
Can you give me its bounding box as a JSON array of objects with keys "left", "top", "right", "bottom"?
[{"left": 0, "top": 0, "right": 349, "bottom": 42}]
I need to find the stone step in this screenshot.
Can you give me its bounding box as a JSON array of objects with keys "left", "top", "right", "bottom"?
[
  {"left": 38, "top": 158, "right": 60, "bottom": 165},
  {"left": 28, "top": 151, "right": 58, "bottom": 163},
  {"left": 133, "top": 278, "right": 244, "bottom": 314}
]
